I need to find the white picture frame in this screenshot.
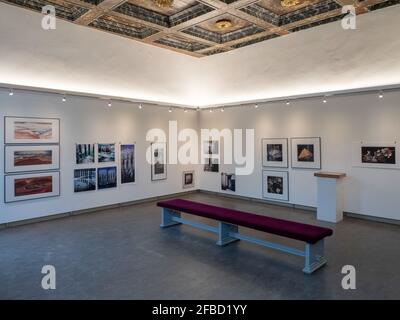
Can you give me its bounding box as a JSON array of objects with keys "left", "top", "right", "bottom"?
[
  {"left": 151, "top": 142, "right": 167, "bottom": 181},
  {"left": 262, "top": 170, "right": 289, "bottom": 202},
  {"left": 291, "top": 137, "right": 321, "bottom": 169},
  {"left": 5, "top": 145, "right": 60, "bottom": 173},
  {"left": 352, "top": 141, "right": 400, "bottom": 169},
  {"left": 262, "top": 138, "right": 288, "bottom": 168},
  {"left": 182, "top": 170, "right": 194, "bottom": 189},
  {"left": 5, "top": 171, "right": 60, "bottom": 203},
  {"left": 5, "top": 117, "right": 60, "bottom": 144}
]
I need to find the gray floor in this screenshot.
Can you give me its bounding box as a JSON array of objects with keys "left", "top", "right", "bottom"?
[{"left": 1, "top": 192, "right": 399, "bottom": 299}]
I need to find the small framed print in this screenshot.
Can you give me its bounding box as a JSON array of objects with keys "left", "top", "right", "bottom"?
[
  {"left": 4, "top": 117, "right": 60, "bottom": 144},
  {"left": 221, "top": 172, "right": 236, "bottom": 192},
  {"left": 262, "top": 138, "right": 288, "bottom": 168},
  {"left": 74, "top": 168, "right": 96, "bottom": 193},
  {"left": 352, "top": 141, "right": 400, "bottom": 169},
  {"left": 203, "top": 140, "right": 219, "bottom": 172},
  {"left": 5, "top": 171, "right": 60, "bottom": 203},
  {"left": 151, "top": 142, "right": 167, "bottom": 181},
  {"left": 120, "top": 144, "right": 136, "bottom": 184},
  {"left": 5, "top": 145, "right": 60, "bottom": 173},
  {"left": 262, "top": 170, "right": 289, "bottom": 202},
  {"left": 76, "top": 144, "right": 95, "bottom": 164},
  {"left": 97, "top": 166, "right": 117, "bottom": 189},
  {"left": 98, "top": 143, "right": 116, "bottom": 163},
  {"left": 182, "top": 170, "right": 194, "bottom": 189},
  {"left": 291, "top": 137, "right": 321, "bottom": 169}
]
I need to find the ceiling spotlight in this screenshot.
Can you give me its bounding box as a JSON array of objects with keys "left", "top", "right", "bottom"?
[
  {"left": 108, "top": 101, "right": 112, "bottom": 107},
  {"left": 184, "top": 109, "right": 188, "bottom": 113},
  {"left": 196, "top": 107, "right": 200, "bottom": 111},
  {"left": 9, "top": 89, "right": 13, "bottom": 96},
  {"left": 138, "top": 103, "right": 143, "bottom": 109},
  {"left": 221, "top": 107, "right": 225, "bottom": 112},
  {"left": 254, "top": 104, "right": 258, "bottom": 109},
  {"left": 323, "top": 97, "right": 327, "bottom": 103},
  {"left": 209, "top": 109, "right": 213, "bottom": 113},
  {"left": 62, "top": 95, "right": 66, "bottom": 102},
  {"left": 379, "top": 91, "right": 383, "bottom": 99},
  {"left": 168, "top": 108, "right": 172, "bottom": 113},
  {"left": 286, "top": 100, "right": 290, "bottom": 106}
]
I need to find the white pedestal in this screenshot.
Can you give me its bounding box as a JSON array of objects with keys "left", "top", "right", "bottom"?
[{"left": 315, "top": 172, "right": 346, "bottom": 223}]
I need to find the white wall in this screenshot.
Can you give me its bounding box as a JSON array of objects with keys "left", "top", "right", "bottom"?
[
  {"left": 198, "top": 90, "right": 400, "bottom": 221},
  {"left": 1, "top": 3, "right": 400, "bottom": 107},
  {"left": 0, "top": 91, "right": 199, "bottom": 224}
]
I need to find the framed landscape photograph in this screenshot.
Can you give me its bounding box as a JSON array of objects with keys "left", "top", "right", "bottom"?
[
  {"left": 204, "top": 140, "right": 219, "bottom": 172},
  {"left": 352, "top": 141, "right": 399, "bottom": 169},
  {"left": 5, "top": 145, "right": 60, "bottom": 173},
  {"left": 221, "top": 172, "right": 236, "bottom": 192},
  {"left": 120, "top": 144, "right": 135, "bottom": 184},
  {"left": 182, "top": 170, "right": 194, "bottom": 189},
  {"left": 76, "top": 144, "right": 95, "bottom": 164},
  {"left": 5, "top": 117, "right": 60, "bottom": 144},
  {"left": 97, "top": 166, "right": 117, "bottom": 189},
  {"left": 262, "top": 138, "right": 288, "bottom": 168},
  {"left": 151, "top": 142, "right": 167, "bottom": 181},
  {"left": 74, "top": 168, "right": 96, "bottom": 193},
  {"left": 291, "top": 137, "right": 321, "bottom": 169},
  {"left": 262, "top": 170, "right": 289, "bottom": 201},
  {"left": 98, "top": 143, "right": 115, "bottom": 163},
  {"left": 5, "top": 171, "right": 60, "bottom": 203}
]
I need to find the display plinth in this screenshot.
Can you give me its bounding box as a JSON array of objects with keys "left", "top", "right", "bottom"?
[{"left": 314, "top": 172, "right": 346, "bottom": 223}]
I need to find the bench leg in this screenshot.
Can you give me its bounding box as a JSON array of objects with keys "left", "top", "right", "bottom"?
[
  {"left": 302, "top": 239, "right": 327, "bottom": 274},
  {"left": 160, "top": 208, "right": 182, "bottom": 228},
  {"left": 216, "top": 222, "right": 240, "bottom": 246}
]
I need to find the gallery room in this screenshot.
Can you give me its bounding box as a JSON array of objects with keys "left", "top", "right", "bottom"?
[{"left": 0, "top": 0, "right": 400, "bottom": 303}]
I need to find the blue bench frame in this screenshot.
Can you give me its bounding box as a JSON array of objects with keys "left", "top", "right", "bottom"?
[{"left": 160, "top": 207, "right": 327, "bottom": 274}]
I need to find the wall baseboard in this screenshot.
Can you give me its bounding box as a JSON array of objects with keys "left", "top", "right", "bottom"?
[{"left": 0, "top": 190, "right": 199, "bottom": 229}]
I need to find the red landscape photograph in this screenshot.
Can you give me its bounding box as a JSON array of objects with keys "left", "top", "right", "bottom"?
[
  {"left": 14, "top": 176, "right": 53, "bottom": 197},
  {"left": 14, "top": 150, "right": 52, "bottom": 166}
]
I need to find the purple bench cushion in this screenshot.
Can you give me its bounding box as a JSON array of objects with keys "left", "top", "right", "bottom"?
[{"left": 157, "top": 199, "right": 333, "bottom": 244}]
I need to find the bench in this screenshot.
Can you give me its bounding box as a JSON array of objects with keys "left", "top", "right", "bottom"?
[{"left": 157, "top": 199, "right": 333, "bottom": 274}]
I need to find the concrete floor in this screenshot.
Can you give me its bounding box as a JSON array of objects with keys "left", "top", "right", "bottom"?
[{"left": 0, "top": 192, "right": 399, "bottom": 299}]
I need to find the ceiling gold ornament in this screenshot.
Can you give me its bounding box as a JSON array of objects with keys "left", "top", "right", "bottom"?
[
  {"left": 215, "top": 19, "right": 233, "bottom": 30},
  {"left": 280, "top": 0, "right": 301, "bottom": 8},
  {"left": 153, "top": 0, "right": 174, "bottom": 8}
]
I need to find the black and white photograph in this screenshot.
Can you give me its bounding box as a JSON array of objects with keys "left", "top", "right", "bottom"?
[
  {"left": 291, "top": 137, "right": 321, "bottom": 169},
  {"left": 262, "top": 138, "right": 288, "bottom": 167},
  {"left": 204, "top": 140, "right": 219, "bottom": 172},
  {"left": 221, "top": 172, "right": 235, "bottom": 192},
  {"left": 76, "top": 144, "right": 95, "bottom": 164},
  {"left": 182, "top": 170, "right": 194, "bottom": 189},
  {"left": 262, "top": 170, "right": 289, "bottom": 201},
  {"left": 151, "top": 142, "right": 167, "bottom": 181},
  {"left": 74, "top": 168, "right": 96, "bottom": 192},
  {"left": 98, "top": 143, "right": 115, "bottom": 163},
  {"left": 97, "top": 166, "right": 117, "bottom": 189},
  {"left": 120, "top": 144, "right": 135, "bottom": 184}
]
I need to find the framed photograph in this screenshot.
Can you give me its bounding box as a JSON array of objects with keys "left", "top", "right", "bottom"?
[
  {"left": 182, "top": 170, "right": 194, "bottom": 189},
  {"left": 76, "top": 144, "right": 95, "bottom": 164},
  {"left": 74, "top": 168, "right": 96, "bottom": 193},
  {"left": 98, "top": 143, "right": 115, "bottom": 163},
  {"left": 221, "top": 172, "right": 235, "bottom": 192},
  {"left": 204, "top": 140, "right": 219, "bottom": 172},
  {"left": 4, "top": 171, "right": 60, "bottom": 203},
  {"left": 5, "top": 117, "right": 60, "bottom": 144},
  {"left": 262, "top": 170, "right": 289, "bottom": 201},
  {"left": 5, "top": 145, "right": 60, "bottom": 173},
  {"left": 262, "top": 138, "right": 288, "bottom": 168},
  {"left": 97, "top": 166, "right": 117, "bottom": 189},
  {"left": 120, "top": 144, "right": 135, "bottom": 184},
  {"left": 291, "top": 137, "right": 321, "bottom": 169},
  {"left": 151, "top": 142, "right": 167, "bottom": 181},
  {"left": 352, "top": 141, "right": 400, "bottom": 169}
]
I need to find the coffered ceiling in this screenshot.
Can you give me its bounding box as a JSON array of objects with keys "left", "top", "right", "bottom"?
[{"left": 1, "top": 0, "right": 399, "bottom": 57}]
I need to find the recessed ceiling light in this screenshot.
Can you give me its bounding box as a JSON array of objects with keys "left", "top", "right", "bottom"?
[{"left": 215, "top": 19, "right": 233, "bottom": 30}]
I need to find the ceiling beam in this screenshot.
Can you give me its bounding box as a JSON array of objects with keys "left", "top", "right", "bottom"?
[{"left": 74, "top": 0, "right": 128, "bottom": 25}]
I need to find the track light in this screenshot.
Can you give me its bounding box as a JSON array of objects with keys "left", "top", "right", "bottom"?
[
  {"left": 254, "top": 104, "right": 258, "bottom": 109},
  {"left": 379, "top": 91, "right": 383, "bottom": 99},
  {"left": 323, "top": 96, "right": 327, "bottom": 103},
  {"left": 9, "top": 89, "right": 13, "bottom": 96},
  {"left": 138, "top": 103, "right": 143, "bottom": 109},
  {"left": 62, "top": 95, "right": 66, "bottom": 102},
  {"left": 168, "top": 108, "right": 172, "bottom": 113},
  {"left": 209, "top": 109, "right": 213, "bottom": 113},
  {"left": 184, "top": 108, "right": 188, "bottom": 113},
  {"left": 286, "top": 100, "right": 290, "bottom": 106},
  {"left": 108, "top": 101, "right": 112, "bottom": 107},
  {"left": 196, "top": 107, "right": 200, "bottom": 111},
  {"left": 221, "top": 107, "right": 225, "bottom": 112}
]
